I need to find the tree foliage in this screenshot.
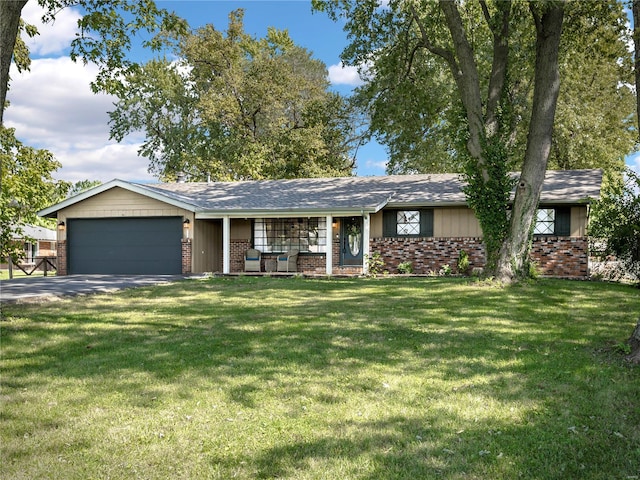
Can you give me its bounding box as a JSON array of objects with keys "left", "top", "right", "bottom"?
[
  {"left": 1, "top": 0, "right": 186, "bottom": 124},
  {"left": 315, "top": 0, "right": 570, "bottom": 281},
  {"left": 344, "top": 1, "right": 634, "bottom": 178},
  {"left": 67, "top": 179, "right": 102, "bottom": 197},
  {"left": 0, "top": 126, "right": 68, "bottom": 261},
  {"left": 590, "top": 169, "right": 640, "bottom": 281},
  {"left": 109, "top": 10, "right": 358, "bottom": 181}
]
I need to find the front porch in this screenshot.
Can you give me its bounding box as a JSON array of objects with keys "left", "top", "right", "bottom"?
[{"left": 189, "top": 214, "right": 372, "bottom": 276}]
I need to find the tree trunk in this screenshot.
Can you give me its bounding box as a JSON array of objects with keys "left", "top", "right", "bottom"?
[
  {"left": 633, "top": 1, "right": 640, "bottom": 143},
  {"left": 0, "top": 0, "right": 28, "bottom": 125},
  {"left": 496, "top": 4, "right": 565, "bottom": 283},
  {"left": 626, "top": 319, "right": 640, "bottom": 365}
]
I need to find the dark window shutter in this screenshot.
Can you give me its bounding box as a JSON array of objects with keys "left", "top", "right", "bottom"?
[
  {"left": 383, "top": 210, "right": 396, "bottom": 237},
  {"left": 420, "top": 209, "right": 434, "bottom": 237},
  {"left": 555, "top": 207, "right": 571, "bottom": 236}
]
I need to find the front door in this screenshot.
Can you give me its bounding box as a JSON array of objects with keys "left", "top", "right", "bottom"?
[{"left": 340, "top": 217, "right": 363, "bottom": 266}]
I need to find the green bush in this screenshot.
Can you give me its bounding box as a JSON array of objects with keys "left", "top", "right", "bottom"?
[
  {"left": 397, "top": 261, "right": 413, "bottom": 274},
  {"left": 457, "top": 250, "right": 470, "bottom": 274},
  {"left": 365, "top": 252, "right": 385, "bottom": 277}
]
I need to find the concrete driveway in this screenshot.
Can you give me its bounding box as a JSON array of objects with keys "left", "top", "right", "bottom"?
[{"left": 0, "top": 274, "right": 189, "bottom": 304}]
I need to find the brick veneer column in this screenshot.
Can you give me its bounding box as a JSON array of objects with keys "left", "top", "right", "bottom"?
[
  {"left": 231, "top": 240, "right": 252, "bottom": 272},
  {"left": 57, "top": 240, "right": 67, "bottom": 276},
  {"left": 182, "top": 239, "right": 192, "bottom": 274}
]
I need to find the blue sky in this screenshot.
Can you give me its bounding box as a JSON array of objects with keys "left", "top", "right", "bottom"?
[{"left": 4, "top": 0, "right": 638, "bottom": 183}]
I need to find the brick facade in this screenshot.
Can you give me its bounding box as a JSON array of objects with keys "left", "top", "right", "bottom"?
[
  {"left": 371, "top": 237, "right": 486, "bottom": 275},
  {"left": 57, "top": 240, "right": 67, "bottom": 276},
  {"left": 229, "top": 235, "right": 590, "bottom": 278},
  {"left": 370, "top": 236, "right": 589, "bottom": 278},
  {"left": 182, "top": 239, "right": 192, "bottom": 274},
  {"left": 530, "top": 236, "right": 589, "bottom": 278},
  {"left": 58, "top": 234, "right": 588, "bottom": 278}
]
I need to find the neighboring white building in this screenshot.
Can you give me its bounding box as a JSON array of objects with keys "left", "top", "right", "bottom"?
[{"left": 12, "top": 224, "right": 57, "bottom": 263}]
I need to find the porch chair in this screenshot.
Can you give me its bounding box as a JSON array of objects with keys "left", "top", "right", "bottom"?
[
  {"left": 277, "top": 249, "right": 299, "bottom": 272},
  {"left": 244, "top": 248, "right": 262, "bottom": 272}
]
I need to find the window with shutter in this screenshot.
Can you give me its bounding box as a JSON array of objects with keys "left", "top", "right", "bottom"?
[
  {"left": 382, "top": 209, "right": 433, "bottom": 237},
  {"left": 533, "top": 207, "right": 571, "bottom": 236}
]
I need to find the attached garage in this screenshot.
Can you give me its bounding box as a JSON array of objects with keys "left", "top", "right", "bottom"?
[{"left": 67, "top": 217, "right": 183, "bottom": 275}]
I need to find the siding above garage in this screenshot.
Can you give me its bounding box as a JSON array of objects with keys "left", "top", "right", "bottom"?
[{"left": 58, "top": 187, "right": 192, "bottom": 219}]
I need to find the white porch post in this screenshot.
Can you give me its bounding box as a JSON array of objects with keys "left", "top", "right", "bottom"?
[
  {"left": 362, "top": 213, "right": 370, "bottom": 275},
  {"left": 222, "top": 215, "right": 231, "bottom": 274},
  {"left": 326, "top": 215, "right": 333, "bottom": 275}
]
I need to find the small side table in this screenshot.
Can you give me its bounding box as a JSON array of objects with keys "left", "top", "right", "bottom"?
[{"left": 265, "top": 258, "right": 277, "bottom": 273}]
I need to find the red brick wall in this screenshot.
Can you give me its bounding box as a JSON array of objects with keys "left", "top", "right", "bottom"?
[
  {"left": 57, "top": 240, "right": 67, "bottom": 276},
  {"left": 371, "top": 237, "right": 485, "bottom": 274},
  {"left": 231, "top": 240, "right": 252, "bottom": 272},
  {"left": 530, "top": 236, "right": 589, "bottom": 277},
  {"left": 182, "top": 239, "right": 192, "bottom": 274},
  {"left": 371, "top": 236, "right": 589, "bottom": 278}
]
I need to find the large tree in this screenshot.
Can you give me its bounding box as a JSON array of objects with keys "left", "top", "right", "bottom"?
[
  {"left": 109, "top": 10, "right": 359, "bottom": 181},
  {"left": 0, "top": 126, "right": 68, "bottom": 262},
  {"left": 0, "top": 0, "right": 186, "bottom": 125},
  {"left": 364, "top": 1, "right": 634, "bottom": 178},
  {"left": 316, "top": 0, "right": 570, "bottom": 281}
]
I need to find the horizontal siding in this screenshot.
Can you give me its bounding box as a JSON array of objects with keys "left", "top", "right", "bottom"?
[{"left": 60, "top": 187, "right": 191, "bottom": 218}]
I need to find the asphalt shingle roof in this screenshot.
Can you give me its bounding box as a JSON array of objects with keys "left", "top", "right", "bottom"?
[{"left": 136, "top": 169, "right": 602, "bottom": 214}]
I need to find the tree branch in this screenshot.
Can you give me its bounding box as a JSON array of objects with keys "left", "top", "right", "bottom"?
[
  {"left": 485, "top": 0, "right": 511, "bottom": 137},
  {"left": 408, "top": 5, "right": 459, "bottom": 77},
  {"left": 437, "top": 0, "right": 485, "bottom": 162}
]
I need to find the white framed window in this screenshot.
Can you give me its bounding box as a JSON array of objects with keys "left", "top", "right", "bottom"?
[
  {"left": 397, "top": 211, "right": 420, "bottom": 235},
  {"left": 534, "top": 208, "right": 555, "bottom": 235},
  {"left": 254, "top": 218, "right": 327, "bottom": 253}
]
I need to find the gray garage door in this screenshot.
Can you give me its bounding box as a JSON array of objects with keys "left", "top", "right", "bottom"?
[{"left": 68, "top": 217, "right": 183, "bottom": 275}]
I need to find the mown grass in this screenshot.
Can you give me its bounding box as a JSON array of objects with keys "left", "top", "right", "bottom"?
[
  {"left": 1, "top": 277, "right": 639, "bottom": 479},
  {"left": 0, "top": 269, "right": 47, "bottom": 280}
]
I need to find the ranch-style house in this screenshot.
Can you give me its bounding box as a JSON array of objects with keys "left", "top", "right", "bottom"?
[{"left": 38, "top": 169, "right": 602, "bottom": 278}]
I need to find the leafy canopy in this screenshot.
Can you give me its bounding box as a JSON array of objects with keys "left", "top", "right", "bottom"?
[
  {"left": 109, "top": 10, "right": 359, "bottom": 181},
  {"left": 590, "top": 169, "right": 640, "bottom": 281},
  {"left": 0, "top": 126, "right": 68, "bottom": 261},
  {"left": 319, "top": 0, "right": 634, "bottom": 177}
]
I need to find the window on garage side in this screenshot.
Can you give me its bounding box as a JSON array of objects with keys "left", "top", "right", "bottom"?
[
  {"left": 534, "top": 207, "right": 571, "bottom": 236},
  {"left": 383, "top": 209, "right": 434, "bottom": 237}
]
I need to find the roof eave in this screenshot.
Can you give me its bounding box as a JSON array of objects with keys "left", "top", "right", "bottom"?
[
  {"left": 38, "top": 179, "right": 200, "bottom": 218},
  {"left": 196, "top": 205, "right": 383, "bottom": 219}
]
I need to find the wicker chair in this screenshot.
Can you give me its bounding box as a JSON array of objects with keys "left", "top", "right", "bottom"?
[
  {"left": 244, "top": 248, "right": 262, "bottom": 272},
  {"left": 276, "top": 249, "right": 299, "bottom": 272}
]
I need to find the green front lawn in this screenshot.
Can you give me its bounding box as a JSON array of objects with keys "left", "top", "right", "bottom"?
[
  {"left": 0, "top": 269, "right": 47, "bottom": 280},
  {"left": 1, "top": 277, "right": 639, "bottom": 479}
]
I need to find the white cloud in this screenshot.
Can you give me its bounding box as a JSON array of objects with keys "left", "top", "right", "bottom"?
[
  {"left": 5, "top": 57, "right": 153, "bottom": 183},
  {"left": 6, "top": 58, "right": 114, "bottom": 147},
  {"left": 627, "top": 151, "right": 640, "bottom": 176},
  {"left": 21, "top": 2, "right": 81, "bottom": 57},
  {"left": 57, "top": 143, "right": 153, "bottom": 183},
  {"left": 357, "top": 158, "right": 387, "bottom": 176},
  {"left": 328, "top": 62, "right": 365, "bottom": 86}
]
